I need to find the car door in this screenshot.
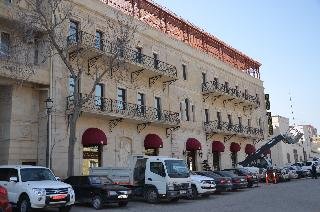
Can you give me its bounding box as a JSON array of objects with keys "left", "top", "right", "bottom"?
[
  {"left": 145, "top": 160, "right": 166, "bottom": 194},
  {"left": 79, "top": 177, "right": 92, "bottom": 203},
  {"left": 5, "top": 168, "right": 20, "bottom": 202},
  {"left": 0, "top": 168, "right": 11, "bottom": 201}
]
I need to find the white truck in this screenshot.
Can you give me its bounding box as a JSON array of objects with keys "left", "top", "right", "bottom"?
[
  {"left": 90, "top": 155, "right": 192, "bottom": 203},
  {"left": 0, "top": 165, "right": 75, "bottom": 212}
]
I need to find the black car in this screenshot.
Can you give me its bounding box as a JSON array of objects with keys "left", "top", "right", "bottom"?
[
  {"left": 64, "top": 175, "right": 131, "bottom": 210},
  {"left": 213, "top": 171, "right": 247, "bottom": 190},
  {"left": 195, "top": 171, "right": 232, "bottom": 192},
  {"left": 223, "top": 168, "right": 259, "bottom": 187}
]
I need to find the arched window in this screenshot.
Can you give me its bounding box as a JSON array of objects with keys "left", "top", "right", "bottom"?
[{"left": 185, "top": 98, "right": 190, "bottom": 121}]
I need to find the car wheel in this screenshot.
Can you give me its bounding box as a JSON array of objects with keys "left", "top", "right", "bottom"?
[
  {"left": 18, "top": 195, "right": 32, "bottom": 212},
  {"left": 144, "top": 187, "right": 159, "bottom": 203},
  {"left": 92, "top": 195, "right": 103, "bottom": 210},
  {"left": 191, "top": 185, "right": 198, "bottom": 199},
  {"left": 59, "top": 206, "right": 72, "bottom": 212},
  {"left": 118, "top": 201, "right": 128, "bottom": 207}
]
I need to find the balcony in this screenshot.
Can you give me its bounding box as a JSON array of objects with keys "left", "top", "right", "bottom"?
[
  {"left": 67, "top": 31, "right": 178, "bottom": 83},
  {"left": 204, "top": 120, "right": 263, "bottom": 139},
  {"left": 66, "top": 95, "right": 180, "bottom": 127},
  {"left": 202, "top": 81, "right": 260, "bottom": 108}
]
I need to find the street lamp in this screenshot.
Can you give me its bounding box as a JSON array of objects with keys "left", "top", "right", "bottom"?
[{"left": 45, "top": 97, "right": 53, "bottom": 168}]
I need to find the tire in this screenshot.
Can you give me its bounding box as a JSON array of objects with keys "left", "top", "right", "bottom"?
[
  {"left": 191, "top": 185, "right": 198, "bottom": 199},
  {"left": 92, "top": 195, "right": 103, "bottom": 210},
  {"left": 144, "top": 187, "right": 159, "bottom": 204},
  {"left": 118, "top": 201, "right": 128, "bottom": 207},
  {"left": 59, "top": 206, "right": 72, "bottom": 212},
  {"left": 17, "top": 195, "right": 32, "bottom": 212}
]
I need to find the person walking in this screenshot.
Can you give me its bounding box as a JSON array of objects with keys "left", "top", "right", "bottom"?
[{"left": 311, "top": 163, "right": 317, "bottom": 179}]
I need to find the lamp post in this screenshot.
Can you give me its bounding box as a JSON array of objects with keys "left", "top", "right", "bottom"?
[{"left": 45, "top": 97, "right": 53, "bottom": 168}]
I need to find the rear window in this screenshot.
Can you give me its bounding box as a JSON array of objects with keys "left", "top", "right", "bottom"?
[
  {"left": 306, "top": 162, "right": 312, "bottom": 166},
  {"left": 90, "top": 176, "right": 113, "bottom": 185},
  {"left": 219, "top": 171, "right": 237, "bottom": 177}
]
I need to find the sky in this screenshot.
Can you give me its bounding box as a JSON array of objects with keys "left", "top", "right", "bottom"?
[{"left": 153, "top": 0, "right": 320, "bottom": 132}]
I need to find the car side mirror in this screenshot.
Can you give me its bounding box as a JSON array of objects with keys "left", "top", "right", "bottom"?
[
  {"left": 9, "top": 177, "right": 18, "bottom": 182},
  {"left": 56, "top": 177, "right": 61, "bottom": 181}
]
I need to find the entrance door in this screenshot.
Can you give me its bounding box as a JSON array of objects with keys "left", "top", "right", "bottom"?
[
  {"left": 187, "top": 151, "right": 196, "bottom": 171},
  {"left": 212, "top": 152, "right": 221, "bottom": 170},
  {"left": 117, "top": 137, "right": 132, "bottom": 167},
  {"left": 82, "top": 146, "right": 102, "bottom": 175}
]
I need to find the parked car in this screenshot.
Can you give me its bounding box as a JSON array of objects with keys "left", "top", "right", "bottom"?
[
  {"left": 223, "top": 168, "right": 259, "bottom": 187},
  {"left": 284, "top": 167, "right": 298, "bottom": 179},
  {"left": 189, "top": 172, "right": 216, "bottom": 199},
  {"left": 291, "top": 163, "right": 310, "bottom": 177},
  {"left": 195, "top": 171, "right": 232, "bottom": 192},
  {"left": 0, "top": 186, "right": 12, "bottom": 212},
  {"left": 287, "top": 166, "right": 304, "bottom": 178},
  {"left": 278, "top": 168, "right": 290, "bottom": 182},
  {"left": 304, "top": 161, "right": 320, "bottom": 175},
  {"left": 64, "top": 175, "right": 131, "bottom": 210},
  {"left": 0, "top": 165, "right": 75, "bottom": 212},
  {"left": 213, "top": 171, "right": 247, "bottom": 190}
]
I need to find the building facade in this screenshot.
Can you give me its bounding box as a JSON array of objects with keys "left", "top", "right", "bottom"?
[{"left": 0, "top": 0, "right": 268, "bottom": 177}]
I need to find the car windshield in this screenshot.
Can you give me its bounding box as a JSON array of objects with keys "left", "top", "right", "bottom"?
[
  {"left": 219, "top": 171, "right": 237, "bottom": 177},
  {"left": 20, "top": 168, "right": 56, "bottom": 182},
  {"left": 165, "top": 160, "right": 190, "bottom": 178},
  {"left": 90, "top": 176, "right": 113, "bottom": 185},
  {"left": 306, "top": 162, "right": 312, "bottom": 166}
]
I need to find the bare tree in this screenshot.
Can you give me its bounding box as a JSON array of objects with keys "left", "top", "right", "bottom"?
[{"left": 14, "top": 0, "right": 137, "bottom": 176}]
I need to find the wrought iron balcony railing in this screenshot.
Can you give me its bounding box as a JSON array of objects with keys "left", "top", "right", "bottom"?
[
  {"left": 204, "top": 120, "right": 263, "bottom": 138},
  {"left": 202, "top": 80, "right": 260, "bottom": 107},
  {"left": 66, "top": 31, "right": 177, "bottom": 78},
  {"left": 66, "top": 95, "right": 180, "bottom": 126}
]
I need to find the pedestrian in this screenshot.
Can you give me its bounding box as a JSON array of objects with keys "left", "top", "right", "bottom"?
[{"left": 311, "top": 163, "right": 317, "bottom": 179}]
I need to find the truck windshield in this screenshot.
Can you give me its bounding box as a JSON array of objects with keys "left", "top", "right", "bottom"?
[
  {"left": 20, "top": 168, "right": 56, "bottom": 182},
  {"left": 165, "top": 160, "right": 190, "bottom": 178}
]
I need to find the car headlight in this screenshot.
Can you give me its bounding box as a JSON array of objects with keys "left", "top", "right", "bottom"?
[
  {"left": 108, "top": 191, "right": 118, "bottom": 196},
  {"left": 32, "top": 188, "right": 46, "bottom": 196},
  {"left": 167, "top": 182, "right": 174, "bottom": 191},
  {"left": 68, "top": 187, "right": 74, "bottom": 194}
]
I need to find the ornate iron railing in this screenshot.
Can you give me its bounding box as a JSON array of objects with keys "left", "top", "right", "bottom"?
[
  {"left": 202, "top": 80, "right": 260, "bottom": 107},
  {"left": 67, "top": 31, "right": 177, "bottom": 78},
  {"left": 204, "top": 120, "right": 263, "bottom": 138},
  {"left": 67, "top": 95, "right": 180, "bottom": 126}
]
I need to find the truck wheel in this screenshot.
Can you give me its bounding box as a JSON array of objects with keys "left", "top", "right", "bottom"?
[
  {"left": 118, "top": 201, "right": 128, "bottom": 207},
  {"left": 191, "top": 185, "right": 198, "bottom": 199},
  {"left": 18, "top": 195, "right": 32, "bottom": 212},
  {"left": 145, "top": 187, "right": 159, "bottom": 204},
  {"left": 59, "top": 206, "right": 72, "bottom": 212},
  {"left": 92, "top": 195, "right": 103, "bottom": 210}
]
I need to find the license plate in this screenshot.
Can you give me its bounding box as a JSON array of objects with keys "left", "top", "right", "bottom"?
[
  {"left": 51, "top": 195, "right": 66, "bottom": 200},
  {"left": 118, "top": 195, "right": 128, "bottom": 199},
  {"left": 180, "top": 190, "right": 187, "bottom": 194}
]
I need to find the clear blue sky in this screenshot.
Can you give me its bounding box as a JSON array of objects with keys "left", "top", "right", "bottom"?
[{"left": 154, "top": 0, "right": 320, "bottom": 132}]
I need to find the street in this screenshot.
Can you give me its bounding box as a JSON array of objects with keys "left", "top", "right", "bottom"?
[{"left": 55, "top": 178, "right": 320, "bottom": 212}]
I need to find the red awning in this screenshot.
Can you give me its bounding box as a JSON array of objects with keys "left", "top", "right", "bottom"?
[
  {"left": 263, "top": 149, "right": 271, "bottom": 155},
  {"left": 186, "top": 138, "right": 202, "bottom": 151},
  {"left": 230, "top": 142, "right": 241, "bottom": 153},
  {"left": 212, "top": 141, "right": 225, "bottom": 153},
  {"left": 144, "top": 134, "right": 163, "bottom": 149},
  {"left": 82, "top": 128, "right": 107, "bottom": 147},
  {"left": 245, "top": 144, "right": 256, "bottom": 155}
]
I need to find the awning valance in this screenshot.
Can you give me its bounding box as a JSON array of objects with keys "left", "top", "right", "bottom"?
[
  {"left": 82, "top": 128, "right": 107, "bottom": 147},
  {"left": 245, "top": 144, "right": 256, "bottom": 155},
  {"left": 144, "top": 134, "right": 163, "bottom": 149},
  {"left": 230, "top": 142, "right": 241, "bottom": 153},
  {"left": 212, "top": 141, "right": 225, "bottom": 153},
  {"left": 186, "top": 138, "right": 202, "bottom": 151}
]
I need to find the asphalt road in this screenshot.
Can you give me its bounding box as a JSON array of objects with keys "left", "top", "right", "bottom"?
[{"left": 45, "top": 178, "right": 320, "bottom": 212}]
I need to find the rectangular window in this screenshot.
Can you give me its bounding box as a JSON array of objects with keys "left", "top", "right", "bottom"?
[
  {"left": 136, "top": 47, "right": 142, "bottom": 63},
  {"left": 225, "top": 81, "right": 229, "bottom": 93},
  {"left": 150, "top": 162, "right": 165, "bottom": 176},
  {"left": 4, "top": 0, "right": 12, "bottom": 4},
  {"left": 244, "top": 89, "right": 248, "bottom": 99},
  {"left": 204, "top": 109, "right": 209, "bottom": 123},
  {"left": 68, "top": 20, "right": 79, "bottom": 44},
  {"left": 182, "top": 64, "right": 187, "bottom": 80},
  {"left": 117, "top": 88, "right": 126, "bottom": 110},
  {"left": 155, "top": 96, "right": 161, "bottom": 120},
  {"left": 202, "top": 72, "right": 206, "bottom": 85},
  {"left": 95, "top": 84, "right": 104, "bottom": 107},
  {"left": 217, "top": 112, "right": 221, "bottom": 129},
  {"left": 95, "top": 31, "right": 103, "bottom": 50},
  {"left": 153, "top": 53, "right": 158, "bottom": 69},
  {"left": 0, "top": 32, "right": 10, "bottom": 56},
  {"left": 228, "top": 114, "right": 232, "bottom": 129},
  {"left": 69, "top": 76, "right": 76, "bottom": 96},
  {"left": 192, "top": 105, "right": 195, "bottom": 122},
  {"left": 34, "top": 37, "right": 39, "bottom": 65},
  {"left": 248, "top": 119, "right": 251, "bottom": 127},
  {"left": 238, "top": 117, "right": 242, "bottom": 126},
  {"left": 137, "top": 92, "right": 145, "bottom": 114},
  {"left": 214, "top": 77, "right": 218, "bottom": 88},
  {"left": 258, "top": 118, "right": 262, "bottom": 129}
]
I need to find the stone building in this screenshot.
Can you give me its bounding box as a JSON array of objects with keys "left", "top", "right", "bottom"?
[{"left": 0, "top": 0, "right": 268, "bottom": 177}]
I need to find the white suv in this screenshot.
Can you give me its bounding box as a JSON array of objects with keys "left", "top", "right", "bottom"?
[
  {"left": 190, "top": 172, "right": 216, "bottom": 199},
  {"left": 0, "top": 165, "right": 75, "bottom": 212}
]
